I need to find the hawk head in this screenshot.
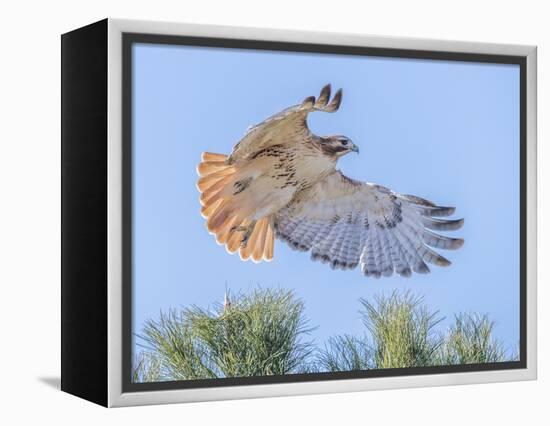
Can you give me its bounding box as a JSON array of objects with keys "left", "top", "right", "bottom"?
[{"left": 319, "top": 135, "right": 359, "bottom": 157}]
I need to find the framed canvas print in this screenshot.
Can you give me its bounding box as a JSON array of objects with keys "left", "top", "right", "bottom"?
[{"left": 61, "top": 18, "right": 537, "bottom": 407}]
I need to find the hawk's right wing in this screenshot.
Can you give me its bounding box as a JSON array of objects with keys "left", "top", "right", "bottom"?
[
  {"left": 226, "top": 84, "right": 342, "bottom": 164},
  {"left": 274, "top": 171, "right": 464, "bottom": 278}
]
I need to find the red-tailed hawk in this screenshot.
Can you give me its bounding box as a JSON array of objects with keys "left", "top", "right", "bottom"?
[{"left": 197, "top": 84, "right": 464, "bottom": 278}]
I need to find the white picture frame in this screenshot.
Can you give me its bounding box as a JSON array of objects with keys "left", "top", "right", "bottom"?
[{"left": 61, "top": 18, "right": 537, "bottom": 407}]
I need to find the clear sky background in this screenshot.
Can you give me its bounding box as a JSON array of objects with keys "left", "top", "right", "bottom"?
[{"left": 132, "top": 43, "right": 520, "bottom": 359}]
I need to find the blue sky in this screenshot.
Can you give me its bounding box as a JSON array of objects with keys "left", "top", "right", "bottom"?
[{"left": 132, "top": 43, "right": 520, "bottom": 359}]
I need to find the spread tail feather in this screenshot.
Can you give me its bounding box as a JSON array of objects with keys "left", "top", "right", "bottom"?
[
  {"left": 201, "top": 152, "right": 228, "bottom": 162},
  {"left": 197, "top": 152, "right": 275, "bottom": 262},
  {"left": 251, "top": 219, "right": 268, "bottom": 262},
  {"left": 197, "top": 167, "right": 236, "bottom": 192},
  {"left": 263, "top": 221, "right": 274, "bottom": 261},
  {"left": 239, "top": 216, "right": 274, "bottom": 262}
]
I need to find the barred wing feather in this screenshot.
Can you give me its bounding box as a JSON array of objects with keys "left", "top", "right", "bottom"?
[{"left": 274, "top": 171, "right": 464, "bottom": 278}]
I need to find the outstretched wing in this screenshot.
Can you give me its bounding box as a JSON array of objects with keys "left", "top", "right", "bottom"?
[
  {"left": 274, "top": 171, "right": 464, "bottom": 278},
  {"left": 227, "top": 84, "right": 342, "bottom": 164}
]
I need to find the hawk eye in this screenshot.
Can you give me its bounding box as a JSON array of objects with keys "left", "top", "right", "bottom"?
[{"left": 341, "top": 139, "right": 348, "bottom": 146}]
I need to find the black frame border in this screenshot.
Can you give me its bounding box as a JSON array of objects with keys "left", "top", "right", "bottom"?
[
  {"left": 122, "top": 32, "right": 527, "bottom": 393},
  {"left": 61, "top": 19, "right": 109, "bottom": 406}
]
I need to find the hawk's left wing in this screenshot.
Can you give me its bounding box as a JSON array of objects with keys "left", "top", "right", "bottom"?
[
  {"left": 227, "top": 84, "right": 342, "bottom": 164},
  {"left": 274, "top": 171, "right": 464, "bottom": 278}
]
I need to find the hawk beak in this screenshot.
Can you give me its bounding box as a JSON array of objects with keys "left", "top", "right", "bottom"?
[{"left": 351, "top": 143, "right": 360, "bottom": 154}]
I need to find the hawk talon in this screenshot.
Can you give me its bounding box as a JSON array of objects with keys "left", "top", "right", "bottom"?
[
  {"left": 230, "top": 221, "right": 257, "bottom": 249},
  {"left": 240, "top": 235, "right": 250, "bottom": 249}
]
